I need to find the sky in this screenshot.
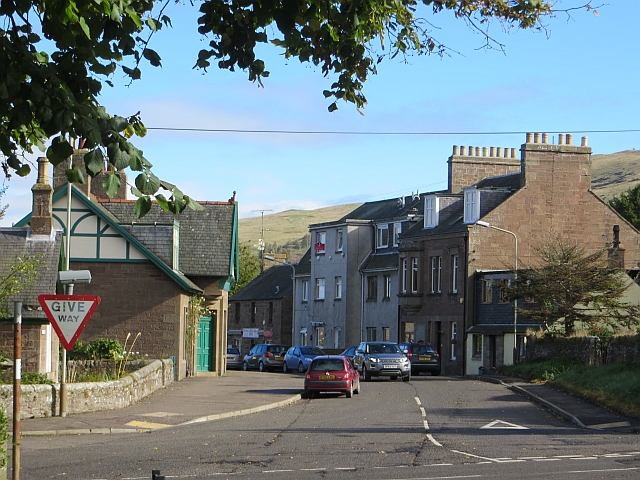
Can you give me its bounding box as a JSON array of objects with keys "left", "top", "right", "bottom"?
[{"left": 2, "top": 1, "right": 640, "bottom": 227}]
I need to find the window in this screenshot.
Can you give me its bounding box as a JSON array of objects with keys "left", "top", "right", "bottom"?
[
  {"left": 315, "top": 278, "right": 325, "bottom": 300},
  {"left": 481, "top": 279, "right": 493, "bottom": 304},
  {"left": 335, "top": 276, "right": 343, "bottom": 299},
  {"left": 411, "top": 258, "right": 419, "bottom": 293},
  {"left": 383, "top": 275, "right": 392, "bottom": 299},
  {"left": 367, "top": 276, "right": 378, "bottom": 300},
  {"left": 450, "top": 323, "right": 457, "bottom": 361},
  {"left": 335, "top": 229, "right": 344, "bottom": 252},
  {"left": 314, "top": 231, "right": 326, "bottom": 253},
  {"left": 377, "top": 224, "right": 389, "bottom": 248},
  {"left": 393, "top": 223, "right": 402, "bottom": 246},
  {"left": 401, "top": 258, "right": 408, "bottom": 293},
  {"left": 382, "top": 327, "right": 390, "bottom": 341},
  {"left": 430, "top": 256, "right": 442, "bottom": 293},
  {"left": 424, "top": 195, "right": 438, "bottom": 228},
  {"left": 499, "top": 280, "right": 510, "bottom": 303},
  {"left": 366, "top": 327, "right": 377, "bottom": 341},
  {"left": 251, "top": 302, "right": 256, "bottom": 323},
  {"left": 315, "top": 326, "right": 325, "bottom": 347},
  {"left": 463, "top": 188, "right": 480, "bottom": 223},
  {"left": 472, "top": 334, "right": 482, "bottom": 358},
  {"left": 301, "top": 280, "right": 309, "bottom": 302},
  {"left": 450, "top": 254, "right": 458, "bottom": 294}
]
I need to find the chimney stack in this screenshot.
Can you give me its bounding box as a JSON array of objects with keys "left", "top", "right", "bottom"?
[{"left": 30, "top": 157, "right": 53, "bottom": 235}]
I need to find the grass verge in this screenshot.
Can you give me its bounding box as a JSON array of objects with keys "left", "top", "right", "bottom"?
[{"left": 500, "top": 359, "right": 640, "bottom": 418}]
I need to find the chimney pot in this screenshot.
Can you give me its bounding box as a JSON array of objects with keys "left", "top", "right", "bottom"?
[
  {"left": 526, "top": 133, "right": 533, "bottom": 143},
  {"left": 490, "top": 146, "right": 496, "bottom": 157},
  {"left": 566, "top": 133, "right": 573, "bottom": 145},
  {"left": 581, "top": 136, "right": 589, "bottom": 147},
  {"left": 482, "top": 147, "right": 488, "bottom": 157},
  {"left": 534, "top": 133, "right": 541, "bottom": 144},
  {"left": 475, "top": 147, "right": 480, "bottom": 156},
  {"left": 510, "top": 148, "right": 517, "bottom": 158},
  {"left": 460, "top": 146, "right": 467, "bottom": 155},
  {"left": 468, "top": 146, "right": 474, "bottom": 156},
  {"left": 558, "top": 134, "right": 565, "bottom": 145},
  {"left": 453, "top": 145, "right": 459, "bottom": 155},
  {"left": 542, "top": 133, "right": 548, "bottom": 144}
]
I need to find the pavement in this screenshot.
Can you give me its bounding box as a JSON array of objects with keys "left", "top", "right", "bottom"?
[{"left": 13, "top": 370, "right": 640, "bottom": 437}]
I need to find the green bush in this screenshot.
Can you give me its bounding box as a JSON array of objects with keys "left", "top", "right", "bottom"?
[
  {"left": 498, "top": 357, "right": 582, "bottom": 382},
  {"left": 0, "top": 404, "right": 8, "bottom": 468},
  {"left": 85, "top": 338, "right": 123, "bottom": 360},
  {"left": 21, "top": 372, "right": 54, "bottom": 384},
  {"left": 67, "top": 340, "right": 88, "bottom": 360}
]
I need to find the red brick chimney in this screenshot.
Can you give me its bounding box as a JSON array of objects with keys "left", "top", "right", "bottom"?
[
  {"left": 448, "top": 144, "right": 521, "bottom": 194},
  {"left": 30, "top": 157, "right": 53, "bottom": 235}
]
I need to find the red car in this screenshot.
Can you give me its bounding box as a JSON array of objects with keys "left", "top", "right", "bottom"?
[{"left": 303, "top": 355, "right": 361, "bottom": 398}]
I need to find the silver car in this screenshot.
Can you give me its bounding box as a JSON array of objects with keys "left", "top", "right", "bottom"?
[
  {"left": 353, "top": 342, "right": 411, "bottom": 382},
  {"left": 226, "top": 347, "right": 242, "bottom": 370},
  {"left": 242, "top": 344, "right": 289, "bottom": 372}
]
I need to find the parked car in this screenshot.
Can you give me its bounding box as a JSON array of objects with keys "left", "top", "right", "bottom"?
[
  {"left": 353, "top": 341, "right": 411, "bottom": 382},
  {"left": 303, "top": 355, "right": 360, "bottom": 398},
  {"left": 339, "top": 345, "right": 357, "bottom": 359},
  {"left": 226, "top": 346, "right": 242, "bottom": 370},
  {"left": 242, "top": 344, "right": 289, "bottom": 372},
  {"left": 404, "top": 342, "right": 441, "bottom": 376},
  {"left": 283, "top": 346, "right": 326, "bottom": 373}
]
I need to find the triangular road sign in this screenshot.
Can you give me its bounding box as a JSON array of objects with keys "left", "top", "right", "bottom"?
[
  {"left": 480, "top": 420, "right": 529, "bottom": 430},
  {"left": 38, "top": 295, "right": 101, "bottom": 350}
]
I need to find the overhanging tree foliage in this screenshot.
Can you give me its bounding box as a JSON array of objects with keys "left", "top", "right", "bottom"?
[
  {"left": 609, "top": 184, "right": 640, "bottom": 230},
  {"left": 230, "top": 244, "right": 261, "bottom": 296},
  {"left": 1, "top": 0, "right": 589, "bottom": 216},
  {"left": 505, "top": 235, "right": 640, "bottom": 336}
]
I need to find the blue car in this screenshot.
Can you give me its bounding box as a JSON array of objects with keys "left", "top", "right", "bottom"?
[
  {"left": 340, "top": 345, "right": 357, "bottom": 359},
  {"left": 283, "top": 346, "right": 326, "bottom": 373}
]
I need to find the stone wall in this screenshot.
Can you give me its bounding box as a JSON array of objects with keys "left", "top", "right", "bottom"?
[
  {"left": 525, "top": 334, "right": 640, "bottom": 366},
  {"left": 0, "top": 359, "right": 173, "bottom": 420}
]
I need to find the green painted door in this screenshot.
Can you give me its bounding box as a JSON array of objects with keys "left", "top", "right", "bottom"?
[{"left": 197, "top": 316, "right": 212, "bottom": 372}]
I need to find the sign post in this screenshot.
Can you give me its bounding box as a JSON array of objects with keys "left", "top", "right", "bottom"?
[{"left": 38, "top": 295, "right": 100, "bottom": 350}]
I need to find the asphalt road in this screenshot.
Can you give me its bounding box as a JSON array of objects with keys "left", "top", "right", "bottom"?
[{"left": 20, "top": 374, "right": 640, "bottom": 479}]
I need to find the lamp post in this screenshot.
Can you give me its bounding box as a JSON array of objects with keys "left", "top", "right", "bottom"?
[
  {"left": 476, "top": 221, "right": 519, "bottom": 365},
  {"left": 264, "top": 256, "right": 296, "bottom": 346}
]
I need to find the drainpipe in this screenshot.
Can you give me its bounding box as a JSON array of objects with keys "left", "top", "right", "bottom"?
[{"left": 462, "top": 233, "right": 469, "bottom": 376}]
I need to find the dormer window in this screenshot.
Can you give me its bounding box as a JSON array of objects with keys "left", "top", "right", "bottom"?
[
  {"left": 424, "top": 195, "right": 439, "bottom": 228},
  {"left": 393, "top": 223, "right": 402, "bottom": 246},
  {"left": 377, "top": 224, "right": 389, "bottom": 249},
  {"left": 463, "top": 188, "right": 480, "bottom": 224}
]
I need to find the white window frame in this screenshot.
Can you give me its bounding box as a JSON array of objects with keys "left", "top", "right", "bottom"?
[
  {"left": 377, "top": 224, "right": 389, "bottom": 249},
  {"left": 335, "top": 276, "right": 343, "bottom": 299},
  {"left": 451, "top": 254, "right": 458, "bottom": 294},
  {"left": 393, "top": 222, "right": 402, "bottom": 246},
  {"left": 411, "top": 257, "right": 419, "bottom": 294},
  {"left": 315, "top": 278, "right": 325, "bottom": 300},
  {"left": 424, "top": 195, "right": 439, "bottom": 228},
  {"left": 401, "top": 258, "right": 408, "bottom": 293},
  {"left": 384, "top": 275, "right": 392, "bottom": 299},
  {"left": 315, "top": 231, "right": 326, "bottom": 254},
  {"left": 430, "top": 256, "right": 442, "bottom": 293},
  {"left": 301, "top": 280, "right": 309, "bottom": 302},
  {"left": 450, "top": 322, "right": 457, "bottom": 360},
  {"left": 335, "top": 229, "right": 344, "bottom": 252},
  {"left": 463, "top": 188, "right": 480, "bottom": 224}
]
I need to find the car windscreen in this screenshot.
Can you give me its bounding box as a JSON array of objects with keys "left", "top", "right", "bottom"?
[
  {"left": 311, "top": 359, "right": 346, "bottom": 371},
  {"left": 368, "top": 344, "right": 401, "bottom": 354},
  {"left": 412, "top": 345, "right": 436, "bottom": 355},
  {"left": 300, "top": 347, "right": 324, "bottom": 355},
  {"left": 227, "top": 348, "right": 240, "bottom": 354}
]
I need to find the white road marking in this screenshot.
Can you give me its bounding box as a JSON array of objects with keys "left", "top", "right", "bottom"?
[
  {"left": 414, "top": 396, "right": 422, "bottom": 406},
  {"left": 420, "top": 406, "right": 426, "bottom": 416},
  {"left": 566, "top": 468, "right": 640, "bottom": 474},
  {"left": 424, "top": 419, "right": 430, "bottom": 431},
  {"left": 480, "top": 420, "right": 528, "bottom": 430},
  {"left": 451, "top": 449, "right": 501, "bottom": 463},
  {"left": 427, "top": 434, "right": 442, "bottom": 447}
]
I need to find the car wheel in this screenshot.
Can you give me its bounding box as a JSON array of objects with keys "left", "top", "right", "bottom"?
[
  {"left": 282, "top": 362, "right": 289, "bottom": 373},
  {"left": 298, "top": 362, "right": 306, "bottom": 373},
  {"left": 259, "top": 361, "right": 267, "bottom": 372},
  {"left": 354, "top": 380, "right": 360, "bottom": 395},
  {"left": 346, "top": 382, "right": 353, "bottom": 398},
  {"left": 403, "top": 372, "right": 411, "bottom": 382},
  {"left": 390, "top": 375, "right": 398, "bottom": 381},
  {"left": 242, "top": 362, "right": 249, "bottom": 371},
  {"left": 301, "top": 390, "right": 310, "bottom": 399},
  {"left": 363, "top": 366, "right": 371, "bottom": 382},
  {"left": 432, "top": 370, "right": 441, "bottom": 376}
]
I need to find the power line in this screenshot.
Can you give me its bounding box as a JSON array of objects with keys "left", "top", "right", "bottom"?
[{"left": 146, "top": 127, "right": 640, "bottom": 136}]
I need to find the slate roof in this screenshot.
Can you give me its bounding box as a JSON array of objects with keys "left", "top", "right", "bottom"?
[
  {"left": 100, "top": 199, "right": 237, "bottom": 277},
  {"left": 474, "top": 173, "right": 522, "bottom": 190},
  {"left": 295, "top": 249, "right": 311, "bottom": 276},
  {"left": 339, "top": 195, "right": 425, "bottom": 222},
  {"left": 230, "top": 265, "right": 294, "bottom": 301},
  {"left": 0, "top": 228, "right": 62, "bottom": 320},
  {"left": 361, "top": 252, "right": 399, "bottom": 272}
]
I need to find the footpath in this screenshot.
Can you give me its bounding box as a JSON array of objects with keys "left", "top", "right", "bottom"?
[{"left": 14, "top": 370, "right": 640, "bottom": 436}]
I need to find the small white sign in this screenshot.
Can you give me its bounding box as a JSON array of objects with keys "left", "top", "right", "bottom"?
[{"left": 243, "top": 328, "right": 259, "bottom": 339}]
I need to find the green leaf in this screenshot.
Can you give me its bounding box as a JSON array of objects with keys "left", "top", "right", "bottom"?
[
  {"left": 66, "top": 165, "right": 86, "bottom": 185},
  {"left": 107, "top": 141, "right": 130, "bottom": 170},
  {"left": 134, "top": 196, "right": 152, "bottom": 218},
  {"left": 16, "top": 164, "right": 31, "bottom": 177},
  {"left": 78, "top": 18, "right": 91, "bottom": 39},
  {"left": 84, "top": 149, "right": 105, "bottom": 176},
  {"left": 185, "top": 196, "right": 204, "bottom": 211},
  {"left": 102, "top": 172, "right": 121, "bottom": 198},
  {"left": 134, "top": 172, "right": 161, "bottom": 195},
  {"left": 143, "top": 49, "right": 162, "bottom": 67},
  {"left": 328, "top": 102, "right": 338, "bottom": 112},
  {"left": 46, "top": 137, "right": 74, "bottom": 165},
  {"left": 154, "top": 194, "right": 169, "bottom": 211},
  {"left": 130, "top": 186, "right": 143, "bottom": 198}
]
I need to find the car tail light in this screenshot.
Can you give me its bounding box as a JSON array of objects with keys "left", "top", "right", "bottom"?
[
  {"left": 406, "top": 346, "right": 413, "bottom": 359},
  {"left": 435, "top": 351, "right": 440, "bottom": 360},
  {"left": 264, "top": 352, "right": 273, "bottom": 358},
  {"left": 306, "top": 373, "right": 311, "bottom": 380},
  {"left": 343, "top": 372, "right": 350, "bottom": 380}
]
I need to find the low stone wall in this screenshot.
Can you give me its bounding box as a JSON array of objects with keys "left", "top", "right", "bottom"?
[
  {"left": 525, "top": 334, "right": 640, "bottom": 366},
  {"left": 0, "top": 359, "right": 174, "bottom": 420}
]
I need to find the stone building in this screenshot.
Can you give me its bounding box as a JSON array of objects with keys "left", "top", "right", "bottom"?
[{"left": 398, "top": 133, "right": 640, "bottom": 375}]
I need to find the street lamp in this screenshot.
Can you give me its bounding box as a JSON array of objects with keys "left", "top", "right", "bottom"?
[
  {"left": 476, "top": 221, "right": 519, "bottom": 364},
  {"left": 263, "top": 256, "right": 296, "bottom": 346}
]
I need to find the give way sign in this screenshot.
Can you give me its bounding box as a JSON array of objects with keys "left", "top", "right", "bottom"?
[{"left": 38, "top": 295, "right": 101, "bottom": 350}]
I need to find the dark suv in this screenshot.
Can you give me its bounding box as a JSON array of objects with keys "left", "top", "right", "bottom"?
[
  {"left": 403, "top": 342, "right": 440, "bottom": 376},
  {"left": 353, "top": 342, "right": 411, "bottom": 382},
  {"left": 242, "top": 344, "right": 288, "bottom": 372}
]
